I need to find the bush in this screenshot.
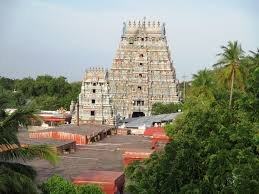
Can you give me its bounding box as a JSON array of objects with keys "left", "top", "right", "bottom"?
[
  {"left": 39, "top": 175, "right": 104, "bottom": 194},
  {"left": 151, "top": 102, "right": 182, "bottom": 115}
]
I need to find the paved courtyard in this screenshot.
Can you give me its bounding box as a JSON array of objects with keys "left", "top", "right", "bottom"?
[{"left": 24, "top": 135, "right": 151, "bottom": 182}]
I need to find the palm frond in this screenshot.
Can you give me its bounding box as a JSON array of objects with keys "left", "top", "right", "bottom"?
[
  {"left": 1, "top": 107, "right": 38, "bottom": 130},
  {"left": 0, "top": 144, "right": 59, "bottom": 165},
  {"left": 0, "top": 161, "right": 37, "bottom": 180},
  {"left": 0, "top": 130, "right": 20, "bottom": 148},
  {"left": 0, "top": 165, "right": 38, "bottom": 194},
  {"left": 235, "top": 69, "right": 245, "bottom": 90},
  {"left": 214, "top": 41, "right": 245, "bottom": 86}
]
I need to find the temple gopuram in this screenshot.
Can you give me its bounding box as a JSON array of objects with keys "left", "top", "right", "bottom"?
[{"left": 72, "top": 20, "right": 180, "bottom": 125}]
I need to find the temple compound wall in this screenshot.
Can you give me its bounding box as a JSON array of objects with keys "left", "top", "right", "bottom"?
[{"left": 74, "top": 20, "right": 180, "bottom": 125}]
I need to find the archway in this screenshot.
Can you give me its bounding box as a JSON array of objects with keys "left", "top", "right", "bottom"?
[{"left": 132, "top": 112, "right": 145, "bottom": 118}]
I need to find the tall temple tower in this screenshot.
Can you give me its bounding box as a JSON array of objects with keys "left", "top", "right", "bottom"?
[
  {"left": 77, "top": 67, "right": 114, "bottom": 125},
  {"left": 109, "top": 20, "right": 179, "bottom": 118}
]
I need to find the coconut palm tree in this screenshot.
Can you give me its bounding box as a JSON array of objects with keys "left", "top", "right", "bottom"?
[
  {"left": 248, "top": 49, "right": 259, "bottom": 69},
  {"left": 214, "top": 41, "right": 244, "bottom": 108},
  {"left": 0, "top": 107, "right": 58, "bottom": 162},
  {"left": 192, "top": 69, "right": 214, "bottom": 99},
  {"left": 0, "top": 107, "right": 58, "bottom": 193}
]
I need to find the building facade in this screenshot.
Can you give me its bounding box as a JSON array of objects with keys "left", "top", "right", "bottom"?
[{"left": 74, "top": 20, "right": 179, "bottom": 125}]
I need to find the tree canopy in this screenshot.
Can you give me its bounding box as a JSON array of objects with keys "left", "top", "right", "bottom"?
[
  {"left": 0, "top": 75, "right": 81, "bottom": 110},
  {"left": 151, "top": 102, "right": 183, "bottom": 115},
  {"left": 125, "top": 42, "right": 259, "bottom": 193}
]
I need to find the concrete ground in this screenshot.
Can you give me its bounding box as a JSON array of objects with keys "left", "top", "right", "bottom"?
[{"left": 24, "top": 135, "right": 151, "bottom": 182}]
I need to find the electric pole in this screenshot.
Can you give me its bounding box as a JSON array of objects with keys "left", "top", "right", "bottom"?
[{"left": 76, "top": 97, "right": 79, "bottom": 127}]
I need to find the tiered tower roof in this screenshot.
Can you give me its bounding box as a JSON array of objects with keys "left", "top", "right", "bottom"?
[
  {"left": 122, "top": 20, "right": 166, "bottom": 37},
  {"left": 84, "top": 67, "right": 108, "bottom": 83}
]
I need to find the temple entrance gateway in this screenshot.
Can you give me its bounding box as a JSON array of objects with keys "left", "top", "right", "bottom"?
[
  {"left": 132, "top": 112, "right": 145, "bottom": 118},
  {"left": 108, "top": 20, "right": 180, "bottom": 119},
  {"left": 73, "top": 20, "right": 180, "bottom": 124}
]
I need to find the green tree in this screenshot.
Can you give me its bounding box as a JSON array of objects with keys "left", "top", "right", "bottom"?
[
  {"left": 214, "top": 41, "right": 245, "bottom": 108},
  {"left": 33, "top": 95, "right": 60, "bottom": 110},
  {"left": 191, "top": 69, "right": 214, "bottom": 99},
  {"left": 151, "top": 102, "right": 182, "bottom": 115},
  {"left": 0, "top": 75, "right": 81, "bottom": 110},
  {"left": 0, "top": 77, "right": 15, "bottom": 91},
  {"left": 126, "top": 43, "right": 259, "bottom": 193},
  {"left": 237, "top": 49, "right": 259, "bottom": 121},
  {"left": 15, "top": 77, "right": 35, "bottom": 98},
  {"left": 126, "top": 102, "right": 259, "bottom": 193},
  {"left": 247, "top": 49, "right": 259, "bottom": 70},
  {"left": 0, "top": 106, "right": 59, "bottom": 193}
]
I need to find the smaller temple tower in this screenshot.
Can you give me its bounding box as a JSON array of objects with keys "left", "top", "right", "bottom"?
[{"left": 76, "top": 67, "right": 114, "bottom": 125}]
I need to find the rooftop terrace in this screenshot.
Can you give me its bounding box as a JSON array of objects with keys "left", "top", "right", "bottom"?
[{"left": 23, "top": 134, "right": 151, "bottom": 182}]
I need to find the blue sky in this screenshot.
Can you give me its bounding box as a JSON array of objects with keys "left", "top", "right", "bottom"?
[{"left": 0, "top": 0, "right": 258, "bottom": 81}]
